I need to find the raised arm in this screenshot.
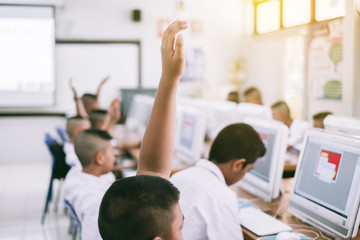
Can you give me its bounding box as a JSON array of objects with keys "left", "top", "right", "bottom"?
[
  {"left": 69, "top": 78, "right": 88, "bottom": 117},
  {"left": 96, "top": 76, "right": 110, "bottom": 99},
  {"left": 101, "top": 97, "right": 121, "bottom": 132},
  {"left": 137, "top": 20, "right": 188, "bottom": 179}
]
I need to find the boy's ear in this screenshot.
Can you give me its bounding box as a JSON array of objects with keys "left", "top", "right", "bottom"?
[
  {"left": 95, "top": 151, "right": 104, "bottom": 165},
  {"left": 231, "top": 158, "right": 246, "bottom": 172}
]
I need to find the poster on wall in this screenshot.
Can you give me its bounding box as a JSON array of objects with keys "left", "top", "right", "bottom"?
[{"left": 307, "top": 19, "right": 343, "bottom": 100}]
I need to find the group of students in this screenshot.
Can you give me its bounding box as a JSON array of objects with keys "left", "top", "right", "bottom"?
[
  {"left": 231, "top": 86, "right": 332, "bottom": 153},
  {"left": 60, "top": 20, "right": 333, "bottom": 240}
]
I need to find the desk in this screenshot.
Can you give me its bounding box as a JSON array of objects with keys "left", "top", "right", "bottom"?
[{"left": 232, "top": 179, "right": 360, "bottom": 240}]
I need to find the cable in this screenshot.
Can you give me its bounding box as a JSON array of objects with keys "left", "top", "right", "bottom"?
[{"left": 294, "top": 228, "right": 320, "bottom": 239}]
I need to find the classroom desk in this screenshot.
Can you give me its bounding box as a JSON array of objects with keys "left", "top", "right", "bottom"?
[{"left": 232, "top": 178, "right": 360, "bottom": 240}]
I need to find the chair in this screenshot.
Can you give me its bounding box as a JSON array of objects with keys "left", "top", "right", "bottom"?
[
  {"left": 41, "top": 133, "right": 71, "bottom": 224},
  {"left": 64, "top": 199, "right": 82, "bottom": 240},
  {"left": 56, "top": 127, "right": 70, "bottom": 143}
]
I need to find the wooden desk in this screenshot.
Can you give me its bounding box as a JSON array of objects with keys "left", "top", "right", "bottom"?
[{"left": 232, "top": 179, "right": 360, "bottom": 240}]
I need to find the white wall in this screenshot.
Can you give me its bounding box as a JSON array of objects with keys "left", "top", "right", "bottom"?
[
  {"left": 0, "top": 116, "right": 66, "bottom": 163},
  {"left": 0, "top": 0, "right": 244, "bottom": 162}
]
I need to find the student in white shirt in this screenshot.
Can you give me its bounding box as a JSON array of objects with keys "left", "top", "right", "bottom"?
[
  {"left": 63, "top": 128, "right": 115, "bottom": 240},
  {"left": 171, "top": 123, "right": 266, "bottom": 240},
  {"left": 64, "top": 115, "right": 118, "bottom": 183},
  {"left": 271, "top": 100, "right": 310, "bottom": 152},
  {"left": 98, "top": 20, "right": 188, "bottom": 240}
]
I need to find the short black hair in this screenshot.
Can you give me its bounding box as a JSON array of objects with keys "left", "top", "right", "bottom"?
[
  {"left": 74, "top": 128, "right": 112, "bottom": 168},
  {"left": 98, "top": 175, "right": 180, "bottom": 240},
  {"left": 89, "top": 109, "right": 108, "bottom": 128},
  {"left": 81, "top": 93, "right": 97, "bottom": 108},
  {"left": 313, "top": 111, "right": 332, "bottom": 121},
  {"left": 66, "top": 115, "right": 89, "bottom": 139},
  {"left": 271, "top": 100, "right": 290, "bottom": 116},
  {"left": 244, "top": 87, "right": 261, "bottom": 97},
  {"left": 209, "top": 123, "right": 266, "bottom": 167}
]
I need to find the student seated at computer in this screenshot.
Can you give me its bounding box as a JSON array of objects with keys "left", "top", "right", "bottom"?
[
  {"left": 98, "top": 20, "right": 188, "bottom": 240},
  {"left": 69, "top": 76, "right": 109, "bottom": 116},
  {"left": 63, "top": 128, "right": 116, "bottom": 240},
  {"left": 243, "top": 86, "right": 263, "bottom": 105},
  {"left": 271, "top": 101, "right": 310, "bottom": 152},
  {"left": 64, "top": 115, "right": 123, "bottom": 183},
  {"left": 170, "top": 123, "right": 266, "bottom": 239},
  {"left": 312, "top": 111, "right": 332, "bottom": 129},
  {"left": 88, "top": 102, "right": 140, "bottom": 151}
]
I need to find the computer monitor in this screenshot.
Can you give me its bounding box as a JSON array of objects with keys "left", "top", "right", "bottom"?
[
  {"left": 120, "top": 88, "right": 157, "bottom": 120},
  {"left": 174, "top": 105, "right": 207, "bottom": 165},
  {"left": 324, "top": 115, "right": 360, "bottom": 137},
  {"left": 125, "top": 94, "right": 154, "bottom": 138},
  {"left": 235, "top": 102, "right": 273, "bottom": 122},
  {"left": 237, "top": 117, "right": 288, "bottom": 202},
  {"left": 288, "top": 130, "right": 360, "bottom": 239}
]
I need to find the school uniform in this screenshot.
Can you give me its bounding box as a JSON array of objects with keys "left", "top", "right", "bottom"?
[
  {"left": 171, "top": 159, "right": 243, "bottom": 240},
  {"left": 63, "top": 171, "right": 111, "bottom": 240},
  {"left": 288, "top": 119, "right": 310, "bottom": 151}
]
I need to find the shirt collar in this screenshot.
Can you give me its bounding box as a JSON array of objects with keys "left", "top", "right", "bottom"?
[{"left": 195, "top": 159, "right": 227, "bottom": 185}]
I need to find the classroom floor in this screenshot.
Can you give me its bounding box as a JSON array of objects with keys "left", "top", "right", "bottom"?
[{"left": 0, "top": 161, "right": 72, "bottom": 240}]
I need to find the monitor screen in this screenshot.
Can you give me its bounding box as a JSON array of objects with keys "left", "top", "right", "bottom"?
[
  {"left": 289, "top": 130, "right": 360, "bottom": 239},
  {"left": 174, "top": 106, "right": 206, "bottom": 164},
  {"left": 250, "top": 128, "right": 277, "bottom": 183},
  {"left": 179, "top": 113, "right": 196, "bottom": 151},
  {"left": 237, "top": 118, "right": 288, "bottom": 202}
]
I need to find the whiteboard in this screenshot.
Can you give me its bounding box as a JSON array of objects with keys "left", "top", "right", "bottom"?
[{"left": 55, "top": 41, "right": 140, "bottom": 111}]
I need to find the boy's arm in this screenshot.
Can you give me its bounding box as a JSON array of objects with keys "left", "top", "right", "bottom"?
[
  {"left": 101, "top": 97, "right": 121, "bottom": 132},
  {"left": 69, "top": 78, "right": 88, "bottom": 117},
  {"left": 137, "top": 20, "right": 188, "bottom": 180},
  {"left": 96, "top": 76, "right": 110, "bottom": 99}
]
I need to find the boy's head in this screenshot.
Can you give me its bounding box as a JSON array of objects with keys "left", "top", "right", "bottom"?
[
  {"left": 89, "top": 109, "right": 108, "bottom": 129},
  {"left": 98, "top": 175, "right": 183, "bottom": 240},
  {"left": 209, "top": 123, "right": 266, "bottom": 185},
  {"left": 74, "top": 128, "right": 114, "bottom": 174},
  {"left": 312, "top": 111, "right": 332, "bottom": 129},
  {"left": 243, "top": 87, "right": 263, "bottom": 105},
  {"left": 271, "top": 101, "right": 291, "bottom": 124},
  {"left": 82, "top": 93, "right": 100, "bottom": 114},
  {"left": 66, "top": 116, "right": 91, "bottom": 143},
  {"left": 227, "top": 91, "right": 240, "bottom": 104}
]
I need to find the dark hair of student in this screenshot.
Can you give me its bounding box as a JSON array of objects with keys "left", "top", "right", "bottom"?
[
  {"left": 66, "top": 115, "right": 88, "bottom": 139},
  {"left": 98, "top": 175, "right": 180, "bottom": 240},
  {"left": 88, "top": 109, "right": 108, "bottom": 128},
  {"left": 81, "top": 93, "right": 97, "bottom": 107},
  {"left": 74, "top": 128, "right": 112, "bottom": 168},
  {"left": 209, "top": 123, "right": 266, "bottom": 168},
  {"left": 312, "top": 111, "right": 332, "bottom": 121}
]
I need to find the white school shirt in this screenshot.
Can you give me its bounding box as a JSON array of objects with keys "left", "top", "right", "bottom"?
[
  {"left": 63, "top": 171, "right": 111, "bottom": 240},
  {"left": 63, "top": 142, "right": 115, "bottom": 183},
  {"left": 288, "top": 119, "right": 310, "bottom": 151},
  {"left": 170, "top": 159, "right": 243, "bottom": 240}
]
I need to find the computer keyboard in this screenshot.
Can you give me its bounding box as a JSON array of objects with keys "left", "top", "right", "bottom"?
[{"left": 239, "top": 207, "right": 292, "bottom": 236}]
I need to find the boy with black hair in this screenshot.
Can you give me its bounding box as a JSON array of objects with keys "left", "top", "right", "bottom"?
[
  {"left": 312, "top": 111, "right": 332, "bottom": 129},
  {"left": 70, "top": 76, "right": 109, "bottom": 116},
  {"left": 243, "top": 86, "right": 263, "bottom": 105},
  {"left": 271, "top": 100, "right": 310, "bottom": 152},
  {"left": 170, "top": 123, "right": 266, "bottom": 239},
  {"left": 98, "top": 20, "right": 188, "bottom": 240},
  {"left": 63, "top": 128, "right": 115, "bottom": 240}
]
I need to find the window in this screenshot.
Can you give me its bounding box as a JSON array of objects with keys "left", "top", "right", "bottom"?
[{"left": 254, "top": 0, "right": 345, "bottom": 34}]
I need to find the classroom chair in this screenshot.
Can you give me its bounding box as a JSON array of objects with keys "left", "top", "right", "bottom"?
[
  {"left": 56, "top": 127, "right": 70, "bottom": 143},
  {"left": 41, "top": 133, "right": 71, "bottom": 224},
  {"left": 64, "top": 199, "right": 82, "bottom": 240}
]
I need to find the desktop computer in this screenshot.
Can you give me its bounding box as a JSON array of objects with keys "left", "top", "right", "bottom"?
[
  {"left": 237, "top": 117, "right": 288, "bottom": 202},
  {"left": 173, "top": 105, "right": 207, "bottom": 165},
  {"left": 288, "top": 129, "right": 360, "bottom": 239}
]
